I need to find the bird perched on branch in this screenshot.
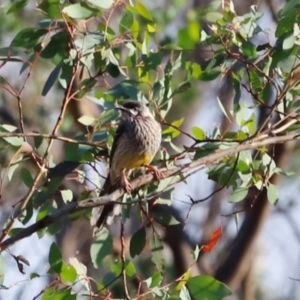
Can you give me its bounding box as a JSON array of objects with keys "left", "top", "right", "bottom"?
[{"left": 93, "top": 100, "right": 162, "bottom": 229}]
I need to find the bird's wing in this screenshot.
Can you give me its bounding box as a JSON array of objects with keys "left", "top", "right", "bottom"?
[
  {"left": 109, "top": 120, "right": 127, "bottom": 168},
  {"left": 92, "top": 121, "right": 128, "bottom": 229}
]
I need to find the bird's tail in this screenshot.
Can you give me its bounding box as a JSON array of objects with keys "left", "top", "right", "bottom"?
[{"left": 92, "top": 174, "right": 121, "bottom": 229}]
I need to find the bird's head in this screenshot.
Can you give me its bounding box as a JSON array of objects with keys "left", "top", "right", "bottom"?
[{"left": 116, "top": 101, "right": 152, "bottom": 119}]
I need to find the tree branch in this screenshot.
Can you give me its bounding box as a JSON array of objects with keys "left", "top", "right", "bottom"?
[{"left": 1, "top": 131, "right": 300, "bottom": 251}]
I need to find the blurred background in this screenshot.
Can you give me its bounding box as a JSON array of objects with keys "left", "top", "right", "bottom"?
[{"left": 1, "top": 0, "right": 300, "bottom": 299}]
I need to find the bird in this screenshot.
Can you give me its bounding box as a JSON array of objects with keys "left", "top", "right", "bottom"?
[{"left": 94, "top": 100, "right": 162, "bottom": 229}]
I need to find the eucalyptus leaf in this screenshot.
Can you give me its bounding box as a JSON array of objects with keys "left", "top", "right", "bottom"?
[{"left": 90, "top": 228, "right": 113, "bottom": 268}]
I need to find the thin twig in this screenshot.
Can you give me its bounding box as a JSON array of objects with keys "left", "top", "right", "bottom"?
[
  {"left": 1, "top": 130, "right": 300, "bottom": 250},
  {"left": 0, "top": 20, "right": 81, "bottom": 244},
  {"left": 0, "top": 132, "right": 107, "bottom": 147},
  {"left": 121, "top": 223, "right": 130, "bottom": 299}
]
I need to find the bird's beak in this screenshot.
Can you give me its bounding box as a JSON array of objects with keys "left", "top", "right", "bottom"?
[
  {"left": 115, "top": 105, "right": 130, "bottom": 113},
  {"left": 115, "top": 105, "right": 126, "bottom": 110}
]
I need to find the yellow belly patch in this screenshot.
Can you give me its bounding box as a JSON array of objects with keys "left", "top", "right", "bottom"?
[{"left": 123, "top": 152, "right": 153, "bottom": 170}]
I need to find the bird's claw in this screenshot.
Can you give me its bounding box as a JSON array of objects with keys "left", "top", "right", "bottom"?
[
  {"left": 122, "top": 178, "right": 133, "bottom": 193},
  {"left": 124, "top": 181, "right": 133, "bottom": 193},
  {"left": 153, "top": 168, "right": 164, "bottom": 181},
  {"left": 145, "top": 165, "right": 164, "bottom": 181}
]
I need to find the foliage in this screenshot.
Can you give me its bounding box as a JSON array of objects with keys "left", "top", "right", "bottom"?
[{"left": 0, "top": 0, "right": 300, "bottom": 299}]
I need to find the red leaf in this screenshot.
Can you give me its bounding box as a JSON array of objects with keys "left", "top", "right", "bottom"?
[{"left": 202, "top": 226, "right": 223, "bottom": 253}]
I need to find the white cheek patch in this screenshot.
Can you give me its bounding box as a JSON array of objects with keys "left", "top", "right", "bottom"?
[{"left": 129, "top": 109, "right": 138, "bottom": 116}]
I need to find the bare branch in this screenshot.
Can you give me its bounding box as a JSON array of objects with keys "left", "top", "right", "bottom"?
[{"left": 1, "top": 130, "right": 300, "bottom": 250}]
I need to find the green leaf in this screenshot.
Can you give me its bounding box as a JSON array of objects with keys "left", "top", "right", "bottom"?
[
  {"left": 267, "top": 184, "right": 279, "bottom": 205},
  {"left": 192, "top": 246, "right": 201, "bottom": 261},
  {"left": 69, "top": 257, "right": 90, "bottom": 291},
  {"left": 48, "top": 161, "right": 79, "bottom": 178},
  {"left": 107, "top": 62, "right": 120, "bottom": 78},
  {"left": 103, "top": 272, "right": 118, "bottom": 287},
  {"left": 283, "top": 33, "right": 295, "bottom": 50},
  {"left": 178, "top": 21, "right": 200, "bottom": 49},
  {"left": 142, "top": 52, "right": 163, "bottom": 72},
  {"left": 60, "top": 189, "right": 73, "bottom": 203},
  {"left": 48, "top": 242, "right": 63, "bottom": 274},
  {"left": 37, "top": 1, "right": 61, "bottom": 19},
  {"left": 98, "top": 22, "right": 115, "bottom": 35},
  {"left": 242, "top": 113, "right": 255, "bottom": 135},
  {"left": 186, "top": 62, "right": 202, "bottom": 78},
  {"left": 20, "top": 53, "right": 36, "bottom": 74},
  {"left": 42, "top": 287, "right": 76, "bottom": 300},
  {"left": 120, "top": 10, "right": 134, "bottom": 33},
  {"left": 30, "top": 272, "right": 40, "bottom": 279},
  {"left": 195, "top": 143, "right": 219, "bottom": 160},
  {"left": 0, "top": 124, "right": 18, "bottom": 133},
  {"left": 176, "top": 269, "right": 191, "bottom": 291},
  {"left": 278, "top": 0, "right": 300, "bottom": 18},
  {"left": 130, "top": 227, "right": 146, "bottom": 258},
  {"left": 217, "top": 97, "right": 230, "bottom": 121},
  {"left": 87, "top": 0, "right": 113, "bottom": 9},
  {"left": 90, "top": 228, "right": 113, "bottom": 268},
  {"left": 60, "top": 262, "right": 77, "bottom": 282},
  {"left": 171, "top": 81, "right": 191, "bottom": 97},
  {"left": 93, "top": 50, "right": 106, "bottom": 73},
  {"left": 162, "top": 44, "right": 183, "bottom": 51},
  {"left": 6, "top": 0, "right": 29, "bottom": 14},
  {"left": 125, "top": 261, "right": 136, "bottom": 278},
  {"left": 187, "top": 275, "right": 232, "bottom": 300},
  {"left": 262, "top": 153, "right": 276, "bottom": 177},
  {"left": 153, "top": 210, "right": 180, "bottom": 226},
  {"left": 128, "top": 1, "right": 153, "bottom": 21},
  {"left": 150, "top": 230, "right": 164, "bottom": 272},
  {"left": 199, "top": 70, "right": 221, "bottom": 81},
  {"left": 206, "top": 12, "right": 223, "bottom": 22},
  {"left": 179, "top": 285, "right": 192, "bottom": 300},
  {"left": 3, "top": 136, "right": 24, "bottom": 146},
  {"left": 0, "top": 47, "right": 26, "bottom": 60},
  {"left": 110, "top": 261, "right": 122, "bottom": 275},
  {"left": 8, "top": 227, "right": 23, "bottom": 236},
  {"left": 41, "top": 31, "right": 69, "bottom": 59},
  {"left": 162, "top": 118, "right": 184, "bottom": 138},
  {"left": 22, "top": 200, "right": 33, "bottom": 225},
  {"left": 147, "top": 23, "right": 156, "bottom": 33},
  {"left": 62, "top": 3, "right": 96, "bottom": 19},
  {"left": 229, "top": 187, "right": 248, "bottom": 203},
  {"left": 42, "top": 62, "right": 62, "bottom": 96},
  {"left": 34, "top": 178, "right": 62, "bottom": 208},
  {"left": 59, "top": 58, "right": 73, "bottom": 88},
  {"left": 259, "top": 82, "right": 272, "bottom": 103},
  {"left": 47, "top": 221, "right": 63, "bottom": 236},
  {"left": 77, "top": 32, "right": 106, "bottom": 51},
  {"left": 21, "top": 167, "right": 33, "bottom": 188},
  {"left": 106, "top": 81, "right": 139, "bottom": 99},
  {"left": 191, "top": 127, "right": 205, "bottom": 140},
  {"left": 77, "top": 78, "right": 97, "bottom": 98},
  {"left": 276, "top": 15, "right": 295, "bottom": 38},
  {"left": 78, "top": 115, "right": 97, "bottom": 126},
  {"left": 10, "top": 28, "right": 47, "bottom": 49},
  {"left": 248, "top": 69, "right": 261, "bottom": 90},
  {"left": 8, "top": 158, "right": 22, "bottom": 181},
  {"left": 149, "top": 270, "right": 162, "bottom": 288},
  {"left": 131, "top": 18, "right": 140, "bottom": 39},
  {"left": 178, "top": 28, "right": 195, "bottom": 50}
]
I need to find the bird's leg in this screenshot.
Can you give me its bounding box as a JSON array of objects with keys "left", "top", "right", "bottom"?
[
  {"left": 144, "top": 165, "right": 164, "bottom": 181},
  {"left": 121, "top": 169, "right": 133, "bottom": 193}
]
